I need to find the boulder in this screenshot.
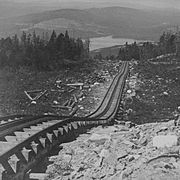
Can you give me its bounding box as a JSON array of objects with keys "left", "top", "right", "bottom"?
[
  {"left": 95, "top": 126, "right": 119, "bottom": 134},
  {"left": 87, "top": 133, "right": 110, "bottom": 146},
  {"left": 99, "top": 149, "right": 109, "bottom": 158},
  {"left": 127, "top": 89, "right": 132, "bottom": 94},
  {"left": 153, "top": 135, "right": 178, "bottom": 148},
  {"left": 163, "top": 91, "right": 169, "bottom": 96}
]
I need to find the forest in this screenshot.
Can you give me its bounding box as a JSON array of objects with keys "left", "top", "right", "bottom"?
[
  {"left": 0, "top": 30, "right": 177, "bottom": 71},
  {"left": 118, "top": 32, "right": 177, "bottom": 61},
  {"left": 0, "top": 30, "right": 89, "bottom": 70}
]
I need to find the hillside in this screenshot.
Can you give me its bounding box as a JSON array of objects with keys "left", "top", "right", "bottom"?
[
  {"left": 0, "top": 7, "right": 180, "bottom": 40},
  {"left": 45, "top": 55, "right": 180, "bottom": 180}
]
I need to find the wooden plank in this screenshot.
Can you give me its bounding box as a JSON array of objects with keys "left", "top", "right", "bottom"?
[
  {"left": 63, "top": 125, "right": 69, "bottom": 133},
  {"left": 26, "top": 90, "right": 43, "bottom": 93},
  {"left": 67, "top": 124, "right": 72, "bottom": 131},
  {"left": 42, "top": 121, "right": 58, "bottom": 126},
  {"left": 63, "top": 100, "right": 69, "bottom": 106},
  {"left": 77, "top": 92, "right": 83, "bottom": 98},
  {"left": 29, "top": 173, "right": 48, "bottom": 180},
  {"left": 0, "top": 121, "right": 6, "bottom": 124},
  {"left": 46, "top": 133, "right": 53, "bottom": 143},
  {"left": 58, "top": 128, "right": 64, "bottom": 135},
  {"left": 0, "top": 142, "right": 17, "bottom": 154},
  {"left": 23, "top": 128, "right": 39, "bottom": 136},
  {"left": 77, "top": 122, "right": 82, "bottom": 126},
  {"left": 24, "top": 90, "right": 47, "bottom": 101},
  {"left": 67, "top": 83, "right": 84, "bottom": 87},
  {"left": 31, "top": 141, "right": 39, "bottom": 154},
  {"left": 53, "top": 130, "right": 59, "bottom": 138},
  {"left": 8, "top": 155, "right": 20, "bottom": 173},
  {"left": 52, "top": 105, "right": 72, "bottom": 110},
  {"left": 67, "top": 99, "right": 73, "bottom": 107},
  {"left": 70, "top": 106, "right": 78, "bottom": 116},
  {"left": 5, "top": 136, "right": 18, "bottom": 142},
  {"left": 71, "top": 122, "right": 78, "bottom": 129},
  {"left": 73, "top": 94, "right": 78, "bottom": 103},
  {"left": 70, "top": 101, "right": 76, "bottom": 108},
  {"left": 30, "top": 126, "right": 43, "bottom": 130},
  {"left": 14, "top": 132, "right": 30, "bottom": 139},
  {"left": 39, "top": 138, "right": 46, "bottom": 148},
  {"left": 0, "top": 164, "right": 5, "bottom": 180},
  {"left": 7, "top": 119, "right": 14, "bottom": 122},
  {"left": 21, "top": 148, "right": 32, "bottom": 162}
]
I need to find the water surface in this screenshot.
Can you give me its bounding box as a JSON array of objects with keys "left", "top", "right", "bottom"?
[{"left": 90, "top": 36, "right": 144, "bottom": 51}]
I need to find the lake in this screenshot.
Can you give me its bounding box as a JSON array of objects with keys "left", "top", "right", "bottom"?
[{"left": 90, "top": 36, "right": 144, "bottom": 51}]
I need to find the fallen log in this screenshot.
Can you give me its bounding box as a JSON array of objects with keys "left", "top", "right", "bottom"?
[
  {"left": 68, "top": 89, "right": 76, "bottom": 93},
  {"left": 146, "top": 154, "right": 180, "bottom": 164},
  {"left": 63, "top": 100, "right": 69, "bottom": 106},
  {"left": 77, "top": 92, "right": 83, "bottom": 98},
  {"left": 73, "top": 94, "right": 78, "bottom": 103},
  {"left": 83, "top": 85, "right": 90, "bottom": 89},
  {"left": 70, "top": 101, "right": 76, "bottom": 108},
  {"left": 24, "top": 90, "right": 47, "bottom": 101},
  {"left": 51, "top": 105, "right": 72, "bottom": 110},
  {"left": 67, "top": 83, "right": 84, "bottom": 87},
  {"left": 67, "top": 83, "right": 84, "bottom": 90},
  {"left": 25, "top": 89, "right": 42, "bottom": 93},
  {"left": 68, "top": 99, "right": 73, "bottom": 107},
  {"left": 70, "top": 106, "right": 78, "bottom": 116},
  {"left": 29, "top": 173, "right": 48, "bottom": 180}
]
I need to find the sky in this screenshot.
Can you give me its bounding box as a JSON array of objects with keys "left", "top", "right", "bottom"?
[
  {"left": 2, "top": 0, "right": 180, "bottom": 9},
  {"left": 4, "top": 0, "right": 180, "bottom": 8}
]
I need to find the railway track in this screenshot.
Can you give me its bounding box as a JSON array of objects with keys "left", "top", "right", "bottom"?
[
  {"left": 0, "top": 115, "right": 31, "bottom": 125},
  {"left": 0, "top": 61, "right": 129, "bottom": 180}
]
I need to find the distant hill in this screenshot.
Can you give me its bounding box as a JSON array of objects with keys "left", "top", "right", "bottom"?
[
  {"left": 0, "top": 7, "right": 180, "bottom": 40},
  {"left": 0, "top": 0, "right": 58, "bottom": 18},
  {"left": 87, "top": 7, "right": 180, "bottom": 40}
]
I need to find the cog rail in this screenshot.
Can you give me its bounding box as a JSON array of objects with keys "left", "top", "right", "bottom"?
[{"left": 0, "top": 61, "right": 129, "bottom": 180}]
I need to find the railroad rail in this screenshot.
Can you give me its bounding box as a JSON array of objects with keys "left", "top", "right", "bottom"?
[{"left": 0, "top": 61, "right": 129, "bottom": 180}]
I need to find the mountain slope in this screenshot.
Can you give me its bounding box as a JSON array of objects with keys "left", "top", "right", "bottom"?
[{"left": 0, "top": 7, "right": 180, "bottom": 40}]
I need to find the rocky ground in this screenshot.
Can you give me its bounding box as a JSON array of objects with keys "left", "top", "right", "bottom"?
[
  {"left": 45, "top": 55, "right": 180, "bottom": 180},
  {"left": 124, "top": 54, "right": 180, "bottom": 124},
  {"left": 1, "top": 53, "right": 180, "bottom": 179},
  {"left": 45, "top": 119, "right": 180, "bottom": 180},
  {"left": 0, "top": 59, "right": 120, "bottom": 116}
]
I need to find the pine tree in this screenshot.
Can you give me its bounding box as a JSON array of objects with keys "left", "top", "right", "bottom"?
[
  {"left": 21, "top": 31, "right": 27, "bottom": 46},
  {"left": 12, "top": 34, "right": 19, "bottom": 51},
  {"left": 48, "top": 30, "right": 57, "bottom": 50}
]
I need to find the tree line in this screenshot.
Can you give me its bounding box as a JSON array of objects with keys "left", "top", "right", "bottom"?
[
  {"left": 0, "top": 30, "right": 89, "bottom": 70},
  {"left": 118, "top": 32, "right": 177, "bottom": 61},
  {"left": 0, "top": 30, "right": 177, "bottom": 70}
]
